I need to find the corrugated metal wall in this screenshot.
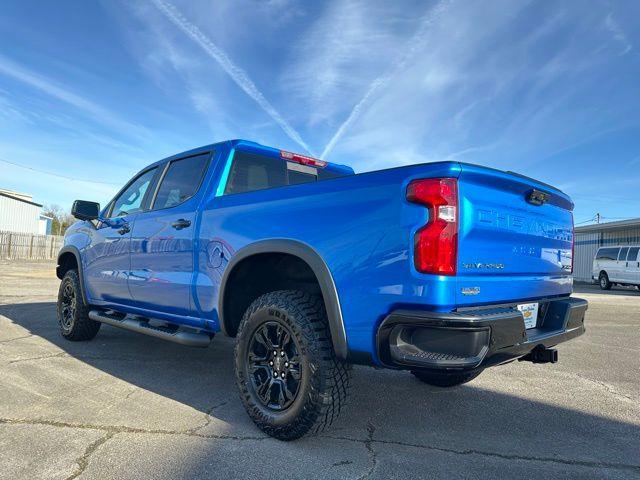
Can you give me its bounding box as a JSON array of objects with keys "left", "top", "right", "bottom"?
[
  {"left": 0, "top": 195, "right": 40, "bottom": 234},
  {"left": 574, "top": 231, "right": 600, "bottom": 282},
  {"left": 574, "top": 224, "right": 640, "bottom": 282}
]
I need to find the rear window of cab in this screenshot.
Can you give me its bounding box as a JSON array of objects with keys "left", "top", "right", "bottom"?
[{"left": 223, "top": 151, "right": 344, "bottom": 195}]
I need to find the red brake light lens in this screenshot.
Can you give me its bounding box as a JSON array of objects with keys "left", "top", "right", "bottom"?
[
  {"left": 280, "top": 150, "right": 327, "bottom": 168},
  {"left": 406, "top": 178, "right": 458, "bottom": 275}
]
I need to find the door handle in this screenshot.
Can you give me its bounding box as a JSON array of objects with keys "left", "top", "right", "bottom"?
[
  {"left": 118, "top": 224, "right": 130, "bottom": 235},
  {"left": 171, "top": 219, "right": 191, "bottom": 230}
]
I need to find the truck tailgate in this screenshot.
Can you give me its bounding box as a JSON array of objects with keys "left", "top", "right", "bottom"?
[{"left": 456, "top": 163, "right": 573, "bottom": 304}]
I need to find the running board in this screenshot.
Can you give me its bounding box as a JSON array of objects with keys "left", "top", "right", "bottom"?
[{"left": 88, "top": 310, "right": 213, "bottom": 347}]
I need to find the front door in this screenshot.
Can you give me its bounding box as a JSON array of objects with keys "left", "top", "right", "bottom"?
[
  {"left": 83, "top": 167, "right": 158, "bottom": 305},
  {"left": 128, "top": 153, "right": 211, "bottom": 320}
]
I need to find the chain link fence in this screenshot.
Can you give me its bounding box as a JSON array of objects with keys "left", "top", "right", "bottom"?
[{"left": 0, "top": 230, "right": 63, "bottom": 260}]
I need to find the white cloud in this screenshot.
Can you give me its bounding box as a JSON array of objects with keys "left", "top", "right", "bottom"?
[
  {"left": 605, "top": 13, "right": 632, "bottom": 56},
  {"left": 320, "top": 0, "right": 451, "bottom": 159},
  {"left": 0, "top": 54, "right": 150, "bottom": 139},
  {"left": 149, "top": 0, "right": 313, "bottom": 154}
]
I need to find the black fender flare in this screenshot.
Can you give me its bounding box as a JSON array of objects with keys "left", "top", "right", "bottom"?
[
  {"left": 56, "top": 245, "right": 89, "bottom": 305},
  {"left": 218, "top": 239, "right": 349, "bottom": 360}
]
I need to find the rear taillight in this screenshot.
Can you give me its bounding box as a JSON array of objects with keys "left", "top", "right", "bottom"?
[{"left": 406, "top": 178, "right": 458, "bottom": 275}]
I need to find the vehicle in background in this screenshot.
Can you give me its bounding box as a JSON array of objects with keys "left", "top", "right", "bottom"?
[
  {"left": 593, "top": 246, "right": 640, "bottom": 290},
  {"left": 55, "top": 139, "right": 588, "bottom": 440}
]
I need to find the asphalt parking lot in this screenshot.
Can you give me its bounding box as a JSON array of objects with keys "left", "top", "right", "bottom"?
[{"left": 0, "top": 260, "right": 638, "bottom": 479}]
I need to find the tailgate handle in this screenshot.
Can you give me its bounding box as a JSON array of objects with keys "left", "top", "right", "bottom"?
[{"left": 526, "top": 189, "right": 549, "bottom": 206}]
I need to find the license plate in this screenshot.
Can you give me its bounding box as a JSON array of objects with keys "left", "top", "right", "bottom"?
[{"left": 517, "top": 302, "right": 539, "bottom": 329}]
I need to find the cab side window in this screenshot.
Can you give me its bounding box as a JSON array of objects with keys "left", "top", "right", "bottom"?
[
  {"left": 153, "top": 153, "right": 210, "bottom": 210},
  {"left": 224, "top": 152, "right": 286, "bottom": 195},
  {"left": 109, "top": 168, "right": 157, "bottom": 218}
]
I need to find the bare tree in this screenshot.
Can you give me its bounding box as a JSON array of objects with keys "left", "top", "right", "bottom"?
[{"left": 43, "top": 204, "right": 75, "bottom": 235}]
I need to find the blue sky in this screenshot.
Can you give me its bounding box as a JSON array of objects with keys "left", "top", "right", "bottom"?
[{"left": 0, "top": 0, "right": 638, "bottom": 224}]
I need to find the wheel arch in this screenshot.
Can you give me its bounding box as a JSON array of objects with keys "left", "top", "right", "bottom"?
[
  {"left": 56, "top": 246, "right": 88, "bottom": 304},
  {"left": 218, "top": 239, "right": 348, "bottom": 360}
]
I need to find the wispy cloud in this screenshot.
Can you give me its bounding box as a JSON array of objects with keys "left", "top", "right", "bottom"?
[
  {"left": 0, "top": 54, "right": 149, "bottom": 139},
  {"left": 604, "top": 13, "right": 632, "bottom": 56},
  {"left": 320, "top": 0, "right": 450, "bottom": 159},
  {"left": 150, "top": 0, "right": 312, "bottom": 154}
]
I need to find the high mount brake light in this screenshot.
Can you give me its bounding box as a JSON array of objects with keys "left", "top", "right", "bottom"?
[
  {"left": 406, "top": 178, "right": 458, "bottom": 275},
  {"left": 280, "top": 150, "right": 327, "bottom": 168}
]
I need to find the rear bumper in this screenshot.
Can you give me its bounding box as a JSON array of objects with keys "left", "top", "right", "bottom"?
[{"left": 376, "top": 297, "right": 587, "bottom": 371}]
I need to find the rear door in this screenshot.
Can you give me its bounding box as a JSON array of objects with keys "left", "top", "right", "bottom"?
[
  {"left": 613, "top": 247, "right": 629, "bottom": 282},
  {"left": 625, "top": 247, "right": 640, "bottom": 285},
  {"left": 128, "top": 153, "right": 211, "bottom": 319}
]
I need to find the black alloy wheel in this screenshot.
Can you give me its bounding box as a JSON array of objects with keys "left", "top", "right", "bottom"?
[
  {"left": 246, "top": 321, "right": 302, "bottom": 411},
  {"left": 59, "top": 279, "right": 76, "bottom": 332}
]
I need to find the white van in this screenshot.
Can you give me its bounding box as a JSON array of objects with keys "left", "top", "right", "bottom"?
[{"left": 592, "top": 246, "right": 640, "bottom": 290}]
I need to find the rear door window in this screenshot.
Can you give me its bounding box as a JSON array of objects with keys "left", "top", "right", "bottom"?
[
  {"left": 618, "top": 247, "right": 629, "bottom": 261},
  {"left": 627, "top": 247, "right": 639, "bottom": 261},
  {"left": 153, "top": 153, "right": 210, "bottom": 209}
]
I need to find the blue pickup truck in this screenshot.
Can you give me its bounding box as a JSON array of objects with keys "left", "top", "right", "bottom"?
[{"left": 56, "top": 139, "right": 587, "bottom": 439}]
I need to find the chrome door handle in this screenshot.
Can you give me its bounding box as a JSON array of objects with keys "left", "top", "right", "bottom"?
[
  {"left": 171, "top": 219, "right": 191, "bottom": 230},
  {"left": 118, "top": 224, "right": 130, "bottom": 235}
]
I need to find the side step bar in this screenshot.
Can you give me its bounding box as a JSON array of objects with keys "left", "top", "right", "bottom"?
[{"left": 88, "top": 309, "right": 213, "bottom": 348}]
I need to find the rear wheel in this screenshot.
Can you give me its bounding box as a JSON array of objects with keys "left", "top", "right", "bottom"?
[
  {"left": 234, "top": 290, "right": 351, "bottom": 440},
  {"left": 599, "top": 272, "right": 612, "bottom": 290},
  {"left": 57, "top": 269, "right": 101, "bottom": 341},
  {"left": 412, "top": 369, "right": 483, "bottom": 387}
]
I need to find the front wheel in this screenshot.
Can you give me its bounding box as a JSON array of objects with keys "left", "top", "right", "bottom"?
[
  {"left": 57, "top": 269, "right": 101, "bottom": 341},
  {"left": 599, "top": 272, "right": 612, "bottom": 290},
  {"left": 412, "top": 369, "right": 483, "bottom": 387},
  {"left": 234, "top": 290, "right": 351, "bottom": 440}
]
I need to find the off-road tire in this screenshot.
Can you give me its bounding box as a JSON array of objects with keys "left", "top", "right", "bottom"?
[
  {"left": 411, "top": 369, "right": 483, "bottom": 387},
  {"left": 234, "top": 290, "right": 351, "bottom": 440},
  {"left": 57, "top": 269, "right": 101, "bottom": 341},
  {"left": 599, "top": 272, "right": 612, "bottom": 290}
]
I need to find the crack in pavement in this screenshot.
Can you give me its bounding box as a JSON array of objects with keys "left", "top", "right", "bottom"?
[
  {"left": 3, "top": 351, "right": 222, "bottom": 365},
  {"left": 65, "top": 431, "right": 115, "bottom": 480},
  {"left": 7, "top": 351, "right": 66, "bottom": 364},
  {"left": 318, "top": 432, "right": 640, "bottom": 474},
  {"left": 356, "top": 422, "right": 377, "bottom": 480},
  {"left": 0, "top": 416, "right": 268, "bottom": 442},
  {"left": 0, "top": 334, "right": 33, "bottom": 344},
  {"left": 2, "top": 416, "right": 639, "bottom": 473},
  {"left": 186, "top": 400, "right": 229, "bottom": 435}
]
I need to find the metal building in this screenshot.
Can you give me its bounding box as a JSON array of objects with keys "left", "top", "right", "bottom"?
[
  {"left": 0, "top": 189, "right": 44, "bottom": 234},
  {"left": 574, "top": 218, "right": 640, "bottom": 282}
]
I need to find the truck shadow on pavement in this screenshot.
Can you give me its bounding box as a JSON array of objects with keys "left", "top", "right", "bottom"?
[{"left": 1, "top": 301, "right": 639, "bottom": 478}]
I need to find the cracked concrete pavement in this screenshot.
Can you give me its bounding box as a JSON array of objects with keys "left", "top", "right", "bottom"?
[{"left": 0, "top": 260, "right": 639, "bottom": 479}]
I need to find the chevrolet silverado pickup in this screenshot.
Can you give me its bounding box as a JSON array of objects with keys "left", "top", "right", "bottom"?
[{"left": 56, "top": 139, "right": 587, "bottom": 440}]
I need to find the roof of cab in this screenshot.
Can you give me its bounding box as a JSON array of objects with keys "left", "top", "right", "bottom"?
[{"left": 149, "top": 139, "right": 353, "bottom": 176}]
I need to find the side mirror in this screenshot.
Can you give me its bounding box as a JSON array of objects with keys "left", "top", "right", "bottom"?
[{"left": 71, "top": 200, "right": 100, "bottom": 221}]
